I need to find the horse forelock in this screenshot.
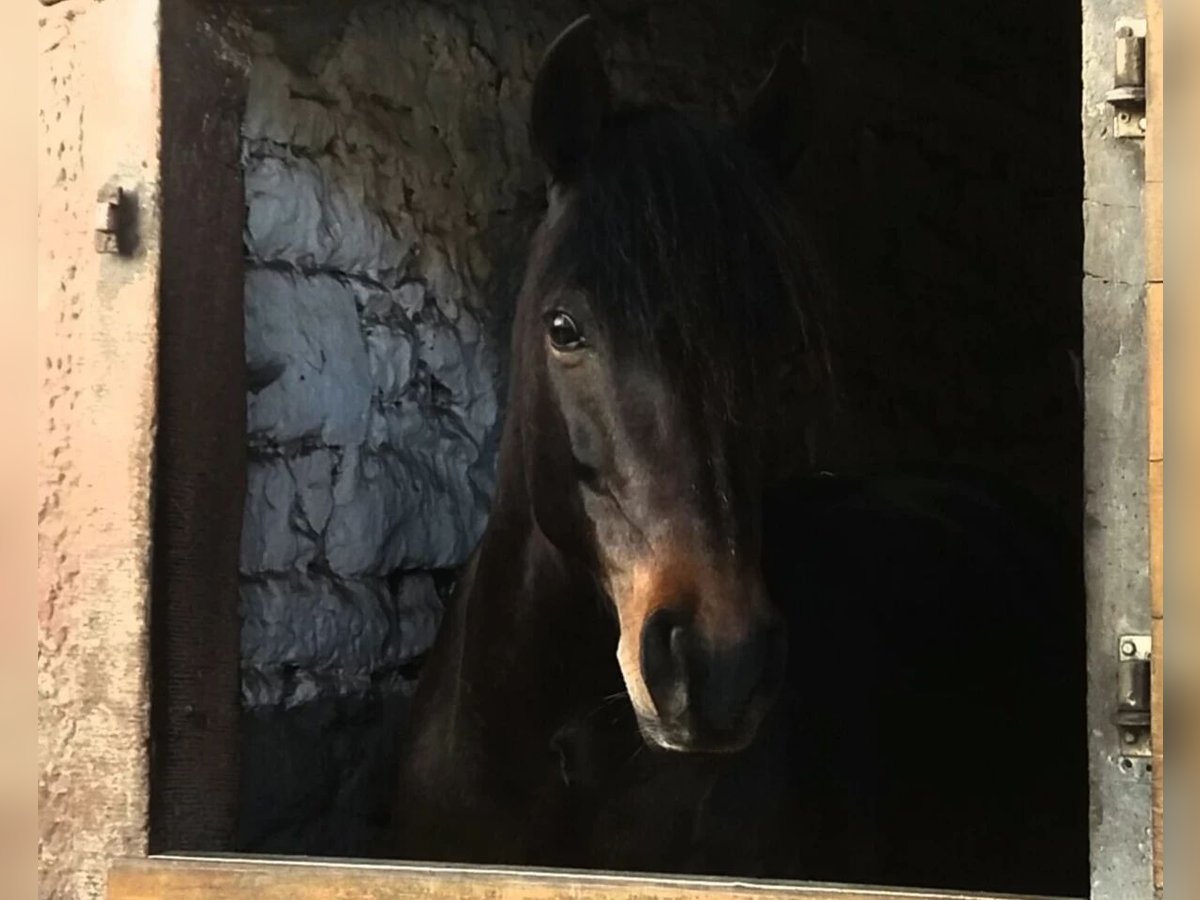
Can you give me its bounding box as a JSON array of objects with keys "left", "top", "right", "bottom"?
[{"left": 523, "top": 106, "right": 830, "bottom": 423}]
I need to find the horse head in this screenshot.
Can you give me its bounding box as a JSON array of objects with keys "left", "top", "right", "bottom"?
[{"left": 506, "top": 15, "right": 826, "bottom": 754}]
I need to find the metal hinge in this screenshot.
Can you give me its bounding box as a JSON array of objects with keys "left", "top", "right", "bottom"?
[
  {"left": 1115, "top": 634, "right": 1152, "bottom": 758},
  {"left": 1104, "top": 18, "right": 1146, "bottom": 139}
]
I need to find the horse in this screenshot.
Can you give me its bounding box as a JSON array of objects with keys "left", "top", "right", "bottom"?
[{"left": 386, "top": 17, "right": 1087, "bottom": 897}]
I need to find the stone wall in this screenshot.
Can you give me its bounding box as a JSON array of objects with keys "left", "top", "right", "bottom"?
[{"left": 237, "top": 26, "right": 505, "bottom": 709}]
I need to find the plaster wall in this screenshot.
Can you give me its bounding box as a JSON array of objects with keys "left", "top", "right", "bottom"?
[{"left": 37, "top": 0, "right": 163, "bottom": 896}]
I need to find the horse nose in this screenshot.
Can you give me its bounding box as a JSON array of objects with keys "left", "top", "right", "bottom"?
[
  {"left": 640, "top": 607, "right": 785, "bottom": 745},
  {"left": 640, "top": 607, "right": 692, "bottom": 723}
]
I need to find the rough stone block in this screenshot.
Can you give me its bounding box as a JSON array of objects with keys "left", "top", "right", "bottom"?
[
  {"left": 240, "top": 451, "right": 337, "bottom": 575},
  {"left": 364, "top": 323, "right": 415, "bottom": 403},
  {"left": 245, "top": 269, "right": 372, "bottom": 446},
  {"left": 358, "top": 281, "right": 428, "bottom": 322},
  {"left": 243, "top": 55, "right": 339, "bottom": 151},
  {"left": 241, "top": 458, "right": 312, "bottom": 574},
  {"left": 324, "top": 446, "right": 488, "bottom": 575},
  {"left": 244, "top": 153, "right": 416, "bottom": 279},
  {"left": 240, "top": 572, "right": 443, "bottom": 707}
]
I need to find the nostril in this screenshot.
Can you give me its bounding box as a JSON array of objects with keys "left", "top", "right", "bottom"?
[
  {"left": 668, "top": 620, "right": 689, "bottom": 667},
  {"left": 641, "top": 608, "right": 691, "bottom": 719},
  {"left": 690, "top": 621, "right": 785, "bottom": 736}
]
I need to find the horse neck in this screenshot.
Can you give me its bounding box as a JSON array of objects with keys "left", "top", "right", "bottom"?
[{"left": 438, "top": 442, "right": 618, "bottom": 738}]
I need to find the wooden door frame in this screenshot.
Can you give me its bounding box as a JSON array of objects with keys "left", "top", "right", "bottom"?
[
  {"left": 1143, "top": 2, "right": 1164, "bottom": 896},
  {"left": 1081, "top": 0, "right": 1163, "bottom": 896},
  {"left": 1140, "top": 0, "right": 1165, "bottom": 892}
]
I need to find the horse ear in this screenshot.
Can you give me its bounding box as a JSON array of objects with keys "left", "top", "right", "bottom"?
[
  {"left": 738, "top": 40, "right": 811, "bottom": 178},
  {"left": 530, "top": 15, "right": 611, "bottom": 183}
]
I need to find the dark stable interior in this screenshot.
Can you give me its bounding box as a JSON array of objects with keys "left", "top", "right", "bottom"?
[{"left": 152, "top": 0, "right": 1084, "bottom": 893}]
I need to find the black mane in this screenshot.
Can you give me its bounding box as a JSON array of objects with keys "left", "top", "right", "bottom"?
[{"left": 538, "top": 107, "right": 830, "bottom": 417}]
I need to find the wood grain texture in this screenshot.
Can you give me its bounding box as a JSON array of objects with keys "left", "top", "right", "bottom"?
[
  {"left": 106, "top": 857, "right": 1066, "bottom": 900},
  {"left": 1148, "top": 282, "right": 1164, "bottom": 464},
  {"left": 1151, "top": 614, "right": 1164, "bottom": 896},
  {"left": 1149, "top": 458, "right": 1164, "bottom": 620},
  {"left": 1146, "top": 180, "right": 1163, "bottom": 284}
]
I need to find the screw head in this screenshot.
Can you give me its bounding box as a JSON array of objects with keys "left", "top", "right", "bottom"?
[
  {"left": 1121, "top": 639, "right": 1136, "bottom": 656},
  {"left": 1123, "top": 729, "right": 1138, "bottom": 744}
]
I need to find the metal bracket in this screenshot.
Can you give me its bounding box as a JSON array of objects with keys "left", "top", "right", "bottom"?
[
  {"left": 94, "top": 184, "right": 138, "bottom": 255},
  {"left": 1114, "top": 634, "right": 1152, "bottom": 758},
  {"left": 1104, "top": 18, "right": 1146, "bottom": 139}
]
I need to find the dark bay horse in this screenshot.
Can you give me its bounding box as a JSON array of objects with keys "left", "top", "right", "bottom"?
[{"left": 387, "top": 16, "right": 1086, "bottom": 896}]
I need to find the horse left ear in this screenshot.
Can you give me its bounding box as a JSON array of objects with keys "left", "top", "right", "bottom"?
[
  {"left": 738, "top": 40, "right": 812, "bottom": 178},
  {"left": 530, "top": 15, "right": 612, "bottom": 184}
]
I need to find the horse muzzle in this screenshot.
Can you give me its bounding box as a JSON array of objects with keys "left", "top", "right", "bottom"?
[{"left": 635, "top": 607, "right": 786, "bottom": 753}]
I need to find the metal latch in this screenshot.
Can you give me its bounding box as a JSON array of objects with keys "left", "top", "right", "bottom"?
[
  {"left": 94, "top": 184, "right": 137, "bottom": 255},
  {"left": 1104, "top": 18, "right": 1146, "bottom": 139},
  {"left": 1115, "top": 634, "right": 1151, "bottom": 757}
]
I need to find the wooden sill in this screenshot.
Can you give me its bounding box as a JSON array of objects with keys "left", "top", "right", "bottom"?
[{"left": 107, "top": 854, "right": 1069, "bottom": 900}]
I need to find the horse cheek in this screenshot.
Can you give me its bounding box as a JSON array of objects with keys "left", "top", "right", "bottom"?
[{"left": 527, "top": 394, "right": 589, "bottom": 552}]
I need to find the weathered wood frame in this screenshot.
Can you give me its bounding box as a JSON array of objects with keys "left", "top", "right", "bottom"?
[
  {"left": 1143, "top": 0, "right": 1165, "bottom": 893},
  {"left": 107, "top": 856, "right": 1071, "bottom": 900},
  {"left": 34, "top": 0, "right": 1164, "bottom": 897},
  {"left": 1081, "top": 0, "right": 1163, "bottom": 896}
]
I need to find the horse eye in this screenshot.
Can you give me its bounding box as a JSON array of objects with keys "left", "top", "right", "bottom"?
[{"left": 546, "top": 311, "right": 585, "bottom": 351}]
